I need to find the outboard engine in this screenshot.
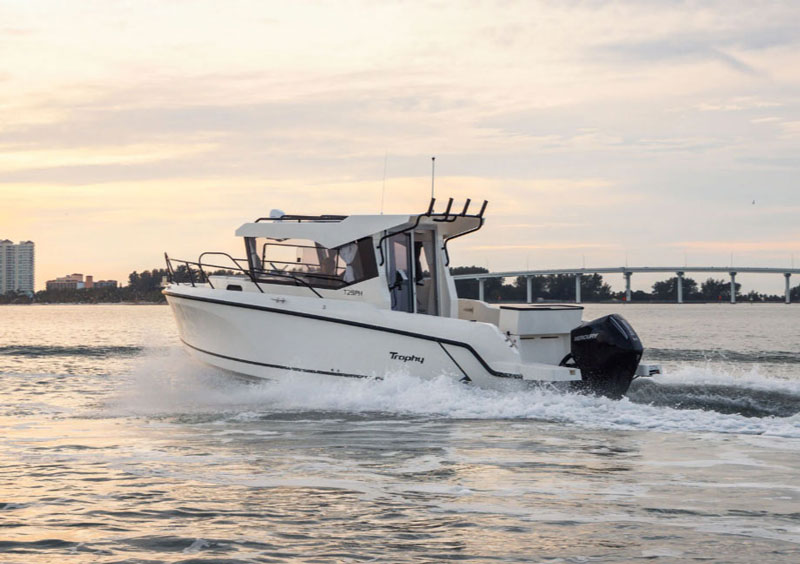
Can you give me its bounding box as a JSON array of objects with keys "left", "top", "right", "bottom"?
[{"left": 566, "top": 314, "right": 643, "bottom": 399}]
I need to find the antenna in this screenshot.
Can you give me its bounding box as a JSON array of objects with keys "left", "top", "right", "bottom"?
[
  {"left": 380, "top": 151, "right": 388, "bottom": 215},
  {"left": 431, "top": 156, "right": 436, "bottom": 199}
]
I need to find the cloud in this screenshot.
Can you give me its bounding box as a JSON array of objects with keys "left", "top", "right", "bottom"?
[
  {"left": 779, "top": 121, "right": 800, "bottom": 137},
  {"left": 0, "top": 143, "right": 216, "bottom": 173},
  {"left": 663, "top": 239, "right": 800, "bottom": 253},
  {"left": 467, "top": 243, "right": 620, "bottom": 251},
  {"left": 735, "top": 156, "right": 800, "bottom": 169},
  {"left": 693, "top": 99, "right": 783, "bottom": 112},
  {"left": 499, "top": 222, "right": 589, "bottom": 229},
  {"left": 0, "top": 28, "right": 34, "bottom": 37},
  {"left": 594, "top": 25, "right": 800, "bottom": 76},
  {"left": 599, "top": 38, "right": 758, "bottom": 75}
]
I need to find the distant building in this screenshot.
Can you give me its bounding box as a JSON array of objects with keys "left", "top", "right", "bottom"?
[
  {"left": 0, "top": 240, "right": 35, "bottom": 296},
  {"left": 46, "top": 273, "right": 86, "bottom": 291},
  {"left": 46, "top": 273, "right": 118, "bottom": 291}
]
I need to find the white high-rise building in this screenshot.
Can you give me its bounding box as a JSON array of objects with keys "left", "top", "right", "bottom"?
[{"left": 0, "top": 240, "right": 35, "bottom": 296}]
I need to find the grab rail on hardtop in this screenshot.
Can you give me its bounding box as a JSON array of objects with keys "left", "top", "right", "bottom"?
[
  {"left": 254, "top": 214, "right": 347, "bottom": 223},
  {"left": 164, "top": 252, "right": 324, "bottom": 298},
  {"left": 375, "top": 197, "right": 488, "bottom": 266},
  {"left": 375, "top": 197, "right": 436, "bottom": 266},
  {"left": 440, "top": 198, "right": 488, "bottom": 266}
]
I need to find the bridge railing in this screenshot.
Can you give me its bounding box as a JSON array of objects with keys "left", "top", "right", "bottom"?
[{"left": 451, "top": 267, "right": 799, "bottom": 304}]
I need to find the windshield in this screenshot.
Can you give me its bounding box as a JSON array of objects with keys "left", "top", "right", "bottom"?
[{"left": 245, "top": 237, "right": 378, "bottom": 289}]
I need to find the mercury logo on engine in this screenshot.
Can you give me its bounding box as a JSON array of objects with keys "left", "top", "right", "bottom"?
[
  {"left": 389, "top": 352, "right": 425, "bottom": 364},
  {"left": 573, "top": 333, "right": 599, "bottom": 342}
]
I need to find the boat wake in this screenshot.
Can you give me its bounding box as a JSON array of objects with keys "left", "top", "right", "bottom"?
[
  {"left": 108, "top": 347, "right": 800, "bottom": 439},
  {"left": 629, "top": 380, "right": 800, "bottom": 418}
]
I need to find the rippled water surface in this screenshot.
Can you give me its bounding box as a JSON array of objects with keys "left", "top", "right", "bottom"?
[{"left": 1, "top": 304, "right": 799, "bottom": 563}]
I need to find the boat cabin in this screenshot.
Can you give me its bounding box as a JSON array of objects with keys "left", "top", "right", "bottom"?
[{"left": 184, "top": 198, "right": 487, "bottom": 318}]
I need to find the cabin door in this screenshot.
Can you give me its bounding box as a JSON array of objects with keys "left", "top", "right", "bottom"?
[
  {"left": 386, "top": 230, "right": 440, "bottom": 315},
  {"left": 387, "top": 233, "right": 413, "bottom": 312},
  {"left": 413, "top": 229, "right": 439, "bottom": 316}
]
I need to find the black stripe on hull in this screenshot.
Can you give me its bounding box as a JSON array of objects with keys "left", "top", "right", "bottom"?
[
  {"left": 164, "top": 290, "right": 521, "bottom": 379},
  {"left": 181, "top": 338, "right": 369, "bottom": 379},
  {"left": 438, "top": 342, "right": 470, "bottom": 381}
]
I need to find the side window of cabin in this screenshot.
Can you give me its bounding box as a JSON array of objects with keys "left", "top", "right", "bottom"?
[
  {"left": 245, "top": 236, "right": 378, "bottom": 288},
  {"left": 340, "top": 237, "right": 378, "bottom": 284},
  {"left": 325, "top": 237, "right": 377, "bottom": 285}
]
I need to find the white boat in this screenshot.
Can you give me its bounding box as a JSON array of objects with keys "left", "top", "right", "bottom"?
[{"left": 164, "top": 198, "right": 659, "bottom": 398}]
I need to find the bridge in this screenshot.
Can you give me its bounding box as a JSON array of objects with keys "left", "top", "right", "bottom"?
[{"left": 451, "top": 267, "right": 800, "bottom": 304}]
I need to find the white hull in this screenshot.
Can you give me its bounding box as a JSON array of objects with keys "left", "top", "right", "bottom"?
[{"left": 165, "top": 285, "right": 582, "bottom": 388}]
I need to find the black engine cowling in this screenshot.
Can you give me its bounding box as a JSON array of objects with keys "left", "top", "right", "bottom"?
[{"left": 566, "top": 314, "right": 643, "bottom": 399}]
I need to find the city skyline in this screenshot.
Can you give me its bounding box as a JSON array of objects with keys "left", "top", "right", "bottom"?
[
  {"left": 1, "top": 1, "right": 799, "bottom": 293},
  {"left": 0, "top": 239, "right": 35, "bottom": 295}
]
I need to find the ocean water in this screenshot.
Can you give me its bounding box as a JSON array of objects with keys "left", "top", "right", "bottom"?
[{"left": 0, "top": 303, "right": 798, "bottom": 563}]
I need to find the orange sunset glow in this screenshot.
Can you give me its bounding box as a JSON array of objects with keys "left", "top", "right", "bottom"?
[{"left": 1, "top": 1, "right": 799, "bottom": 293}]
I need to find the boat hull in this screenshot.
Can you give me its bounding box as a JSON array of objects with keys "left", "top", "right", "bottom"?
[
  {"left": 164, "top": 285, "right": 643, "bottom": 397},
  {"left": 164, "top": 286, "right": 543, "bottom": 389}
]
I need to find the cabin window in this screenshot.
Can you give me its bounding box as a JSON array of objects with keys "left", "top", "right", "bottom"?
[{"left": 245, "top": 236, "right": 377, "bottom": 289}]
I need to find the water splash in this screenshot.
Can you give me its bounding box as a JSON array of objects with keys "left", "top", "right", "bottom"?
[{"left": 107, "top": 347, "right": 800, "bottom": 438}]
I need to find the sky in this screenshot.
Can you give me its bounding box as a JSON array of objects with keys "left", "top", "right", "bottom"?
[{"left": 1, "top": 0, "right": 799, "bottom": 294}]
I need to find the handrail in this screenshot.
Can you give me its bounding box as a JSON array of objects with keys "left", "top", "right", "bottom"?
[
  {"left": 441, "top": 199, "right": 489, "bottom": 266},
  {"left": 375, "top": 197, "right": 488, "bottom": 266},
  {"left": 166, "top": 256, "right": 240, "bottom": 289},
  {"left": 197, "top": 252, "right": 251, "bottom": 271},
  {"left": 262, "top": 263, "right": 345, "bottom": 282},
  {"left": 164, "top": 251, "right": 196, "bottom": 287},
  {"left": 187, "top": 260, "right": 196, "bottom": 287},
  {"left": 164, "top": 252, "right": 176, "bottom": 281},
  {"left": 376, "top": 209, "right": 431, "bottom": 267},
  {"left": 375, "top": 197, "right": 438, "bottom": 266},
  {"left": 251, "top": 270, "right": 324, "bottom": 297},
  {"left": 165, "top": 254, "right": 323, "bottom": 298},
  {"left": 198, "top": 251, "right": 264, "bottom": 293}
]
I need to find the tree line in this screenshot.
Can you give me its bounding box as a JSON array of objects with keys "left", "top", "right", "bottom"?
[
  {"left": 0, "top": 266, "right": 234, "bottom": 304},
  {"left": 1, "top": 265, "right": 798, "bottom": 304},
  {"left": 450, "top": 266, "right": 800, "bottom": 303}
]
